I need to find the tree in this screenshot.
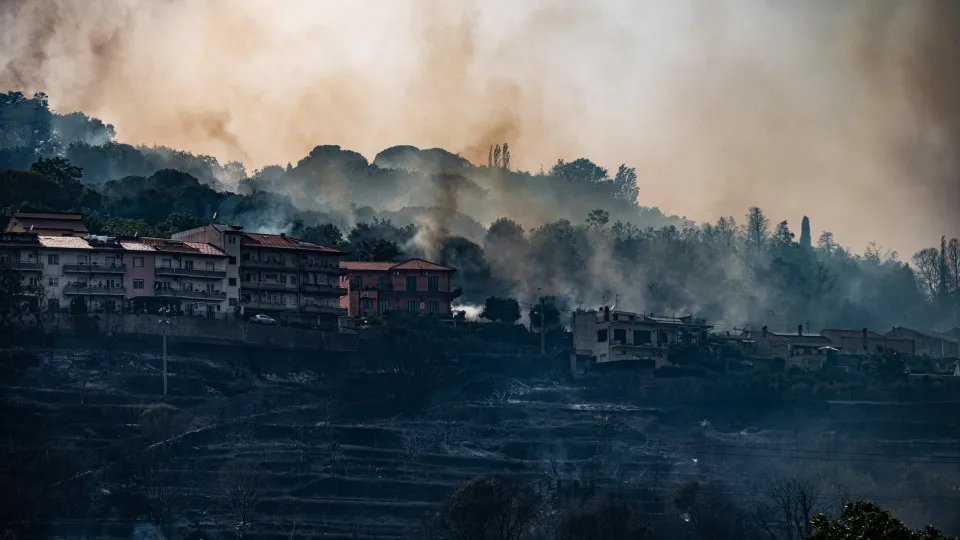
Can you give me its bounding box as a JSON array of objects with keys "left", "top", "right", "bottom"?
[
  {"left": 745, "top": 207, "right": 770, "bottom": 251},
  {"left": 799, "top": 216, "right": 812, "bottom": 248},
  {"left": 772, "top": 220, "right": 795, "bottom": 250},
  {"left": 102, "top": 217, "right": 161, "bottom": 238},
  {"left": 759, "top": 472, "right": 824, "bottom": 540},
  {"left": 555, "top": 494, "right": 650, "bottom": 540},
  {"left": 488, "top": 146, "right": 494, "bottom": 168},
  {"left": 810, "top": 500, "right": 955, "bottom": 540},
  {"left": 612, "top": 164, "right": 639, "bottom": 203},
  {"left": 529, "top": 298, "right": 560, "bottom": 331},
  {"left": 160, "top": 212, "right": 203, "bottom": 236},
  {"left": 938, "top": 235, "right": 949, "bottom": 309},
  {"left": 818, "top": 231, "right": 836, "bottom": 256},
  {"left": 501, "top": 143, "right": 511, "bottom": 171},
  {"left": 912, "top": 247, "right": 940, "bottom": 300},
  {"left": 586, "top": 209, "right": 610, "bottom": 229},
  {"left": 29, "top": 156, "right": 83, "bottom": 189},
  {"left": 481, "top": 297, "right": 521, "bottom": 323},
  {"left": 440, "top": 475, "right": 541, "bottom": 540},
  {"left": 493, "top": 144, "right": 502, "bottom": 169}
]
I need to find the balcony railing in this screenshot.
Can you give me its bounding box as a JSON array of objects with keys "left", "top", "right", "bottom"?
[
  {"left": 63, "top": 285, "right": 126, "bottom": 296},
  {"left": 300, "top": 304, "right": 347, "bottom": 316},
  {"left": 301, "top": 283, "right": 348, "bottom": 295},
  {"left": 241, "top": 259, "right": 295, "bottom": 270},
  {"left": 242, "top": 301, "right": 298, "bottom": 312},
  {"left": 0, "top": 260, "right": 43, "bottom": 272},
  {"left": 63, "top": 264, "right": 126, "bottom": 274},
  {"left": 155, "top": 289, "right": 227, "bottom": 300},
  {"left": 155, "top": 266, "right": 227, "bottom": 279},
  {"left": 243, "top": 281, "right": 298, "bottom": 291},
  {"left": 300, "top": 262, "right": 348, "bottom": 275}
]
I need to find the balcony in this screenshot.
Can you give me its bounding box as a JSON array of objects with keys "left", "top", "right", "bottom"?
[
  {"left": 155, "top": 266, "right": 227, "bottom": 279},
  {"left": 301, "top": 283, "right": 348, "bottom": 296},
  {"left": 155, "top": 289, "right": 227, "bottom": 301},
  {"left": 243, "top": 281, "right": 298, "bottom": 291},
  {"left": 63, "top": 285, "right": 126, "bottom": 296},
  {"left": 63, "top": 264, "right": 126, "bottom": 274},
  {"left": 241, "top": 259, "right": 295, "bottom": 270},
  {"left": 300, "top": 262, "right": 348, "bottom": 275},
  {"left": 0, "top": 260, "right": 43, "bottom": 272},
  {"left": 242, "top": 301, "right": 298, "bottom": 312}
]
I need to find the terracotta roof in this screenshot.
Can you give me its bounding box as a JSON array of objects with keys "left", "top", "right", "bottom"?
[
  {"left": 119, "top": 240, "right": 156, "bottom": 252},
  {"left": 390, "top": 258, "right": 456, "bottom": 272},
  {"left": 242, "top": 232, "right": 346, "bottom": 254},
  {"left": 340, "top": 261, "right": 398, "bottom": 271},
  {"left": 340, "top": 258, "right": 457, "bottom": 272},
  {"left": 143, "top": 238, "right": 225, "bottom": 257},
  {"left": 37, "top": 236, "right": 93, "bottom": 249}
]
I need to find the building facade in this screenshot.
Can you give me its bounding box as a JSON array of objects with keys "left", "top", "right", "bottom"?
[
  {"left": 0, "top": 232, "right": 44, "bottom": 309},
  {"left": 820, "top": 328, "right": 914, "bottom": 356},
  {"left": 339, "top": 259, "right": 461, "bottom": 318},
  {"left": 173, "top": 225, "right": 348, "bottom": 326},
  {"left": 887, "top": 327, "right": 959, "bottom": 359},
  {"left": 572, "top": 308, "right": 712, "bottom": 368},
  {"left": 142, "top": 238, "right": 229, "bottom": 316}
]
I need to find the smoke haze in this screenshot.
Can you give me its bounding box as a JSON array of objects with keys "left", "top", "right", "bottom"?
[{"left": 1, "top": 0, "right": 958, "bottom": 255}]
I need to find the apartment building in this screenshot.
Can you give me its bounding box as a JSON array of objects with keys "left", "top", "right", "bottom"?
[
  {"left": 573, "top": 307, "right": 712, "bottom": 368},
  {"left": 0, "top": 232, "right": 44, "bottom": 309},
  {"left": 339, "top": 258, "right": 461, "bottom": 318},
  {"left": 38, "top": 235, "right": 128, "bottom": 313},
  {"left": 173, "top": 224, "right": 348, "bottom": 326},
  {"left": 142, "top": 238, "right": 230, "bottom": 316}
]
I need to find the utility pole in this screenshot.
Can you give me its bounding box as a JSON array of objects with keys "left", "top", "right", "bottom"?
[
  {"left": 159, "top": 309, "right": 171, "bottom": 396},
  {"left": 540, "top": 295, "right": 546, "bottom": 358}
]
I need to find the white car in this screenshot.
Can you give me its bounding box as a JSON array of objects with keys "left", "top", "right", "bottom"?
[{"left": 249, "top": 314, "right": 277, "bottom": 326}]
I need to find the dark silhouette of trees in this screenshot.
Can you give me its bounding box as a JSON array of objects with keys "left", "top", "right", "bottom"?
[
  {"left": 440, "top": 475, "right": 541, "bottom": 540},
  {"left": 811, "top": 500, "right": 955, "bottom": 540},
  {"left": 800, "top": 216, "right": 812, "bottom": 248},
  {"left": 481, "top": 297, "right": 521, "bottom": 323}
]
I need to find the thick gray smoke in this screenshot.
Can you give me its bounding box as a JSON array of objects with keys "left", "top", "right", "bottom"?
[{"left": 1, "top": 1, "right": 959, "bottom": 255}]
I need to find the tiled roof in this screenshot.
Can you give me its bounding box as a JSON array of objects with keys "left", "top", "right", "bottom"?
[
  {"left": 119, "top": 240, "right": 156, "bottom": 252},
  {"left": 212, "top": 224, "right": 243, "bottom": 233},
  {"left": 242, "top": 232, "right": 345, "bottom": 253},
  {"left": 340, "top": 258, "right": 457, "bottom": 272},
  {"left": 340, "top": 261, "right": 398, "bottom": 271},
  {"left": 822, "top": 329, "right": 886, "bottom": 339},
  {"left": 770, "top": 332, "right": 832, "bottom": 344},
  {"left": 144, "top": 238, "right": 225, "bottom": 256},
  {"left": 38, "top": 236, "right": 93, "bottom": 249},
  {"left": 890, "top": 327, "right": 959, "bottom": 343},
  {"left": 390, "top": 258, "right": 456, "bottom": 272},
  {"left": 14, "top": 212, "right": 84, "bottom": 220}
]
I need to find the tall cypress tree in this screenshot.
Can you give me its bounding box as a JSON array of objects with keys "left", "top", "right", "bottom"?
[{"left": 799, "top": 216, "right": 812, "bottom": 248}]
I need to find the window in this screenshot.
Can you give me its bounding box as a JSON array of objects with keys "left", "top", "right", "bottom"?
[
  {"left": 290, "top": 275, "right": 297, "bottom": 285},
  {"left": 244, "top": 273, "right": 252, "bottom": 282},
  {"left": 47, "top": 299, "right": 59, "bottom": 310},
  {"left": 228, "top": 256, "right": 236, "bottom": 265},
  {"left": 597, "top": 329, "right": 608, "bottom": 342},
  {"left": 133, "top": 256, "right": 144, "bottom": 267},
  {"left": 405, "top": 276, "right": 417, "bottom": 291},
  {"left": 427, "top": 276, "right": 438, "bottom": 292},
  {"left": 379, "top": 299, "right": 389, "bottom": 313},
  {"left": 361, "top": 298, "right": 374, "bottom": 310},
  {"left": 634, "top": 330, "right": 652, "bottom": 345},
  {"left": 229, "top": 298, "right": 238, "bottom": 307},
  {"left": 47, "top": 277, "right": 59, "bottom": 287},
  {"left": 352, "top": 276, "right": 362, "bottom": 289},
  {"left": 133, "top": 279, "right": 144, "bottom": 290},
  {"left": 228, "top": 278, "right": 236, "bottom": 286},
  {"left": 280, "top": 274, "right": 286, "bottom": 284},
  {"left": 613, "top": 328, "right": 626, "bottom": 343},
  {"left": 378, "top": 277, "right": 388, "bottom": 290},
  {"left": 156, "top": 281, "right": 171, "bottom": 290},
  {"left": 47, "top": 254, "right": 59, "bottom": 265},
  {"left": 228, "top": 235, "right": 237, "bottom": 244},
  {"left": 206, "top": 261, "right": 214, "bottom": 270},
  {"left": 184, "top": 260, "right": 194, "bottom": 270},
  {"left": 78, "top": 255, "right": 88, "bottom": 265},
  {"left": 427, "top": 301, "right": 439, "bottom": 315},
  {"left": 206, "top": 283, "right": 215, "bottom": 293},
  {"left": 406, "top": 300, "right": 418, "bottom": 312},
  {"left": 162, "top": 258, "right": 172, "bottom": 268}
]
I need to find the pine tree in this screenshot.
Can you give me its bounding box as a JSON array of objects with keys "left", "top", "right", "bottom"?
[
  {"left": 501, "top": 143, "right": 511, "bottom": 171},
  {"left": 799, "top": 216, "right": 812, "bottom": 248},
  {"left": 939, "top": 235, "right": 949, "bottom": 309},
  {"left": 493, "top": 144, "right": 502, "bottom": 169},
  {"left": 488, "top": 146, "right": 493, "bottom": 168}
]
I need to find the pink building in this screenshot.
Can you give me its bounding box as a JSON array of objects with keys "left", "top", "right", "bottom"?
[
  {"left": 120, "top": 239, "right": 157, "bottom": 310},
  {"left": 340, "top": 258, "right": 461, "bottom": 318}
]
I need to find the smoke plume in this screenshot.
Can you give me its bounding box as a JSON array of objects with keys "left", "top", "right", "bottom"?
[{"left": 1, "top": 0, "right": 958, "bottom": 254}]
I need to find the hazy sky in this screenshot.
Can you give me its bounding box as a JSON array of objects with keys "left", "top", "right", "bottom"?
[{"left": 1, "top": 0, "right": 958, "bottom": 255}]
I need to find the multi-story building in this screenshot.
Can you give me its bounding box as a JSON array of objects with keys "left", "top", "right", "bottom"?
[
  {"left": 339, "top": 259, "right": 461, "bottom": 317},
  {"left": 887, "top": 327, "right": 959, "bottom": 359},
  {"left": 39, "top": 235, "right": 128, "bottom": 313},
  {"left": 173, "top": 225, "right": 348, "bottom": 327},
  {"left": 142, "top": 238, "right": 229, "bottom": 316},
  {"left": 5, "top": 212, "right": 89, "bottom": 237},
  {"left": 120, "top": 238, "right": 158, "bottom": 312},
  {"left": 573, "top": 307, "right": 712, "bottom": 368},
  {"left": 171, "top": 224, "right": 242, "bottom": 305}
]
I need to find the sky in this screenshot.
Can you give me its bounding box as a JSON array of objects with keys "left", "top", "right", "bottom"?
[{"left": 1, "top": 0, "right": 958, "bottom": 256}]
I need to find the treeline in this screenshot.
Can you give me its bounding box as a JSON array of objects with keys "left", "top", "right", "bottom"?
[{"left": 1, "top": 91, "right": 958, "bottom": 330}]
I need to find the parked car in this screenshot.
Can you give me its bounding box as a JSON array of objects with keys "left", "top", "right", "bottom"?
[{"left": 249, "top": 314, "right": 277, "bottom": 326}]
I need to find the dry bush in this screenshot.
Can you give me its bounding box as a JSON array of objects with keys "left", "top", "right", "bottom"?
[
  {"left": 139, "top": 403, "right": 185, "bottom": 440},
  {"left": 441, "top": 475, "right": 542, "bottom": 540},
  {"left": 554, "top": 494, "right": 652, "bottom": 540}
]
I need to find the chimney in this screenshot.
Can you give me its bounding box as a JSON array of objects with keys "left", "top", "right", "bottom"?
[
  {"left": 798, "top": 324, "right": 803, "bottom": 336},
  {"left": 862, "top": 328, "right": 868, "bottom": 352},
  {"left": 762, "top": 325, "right": 768, "bottom": 337}
]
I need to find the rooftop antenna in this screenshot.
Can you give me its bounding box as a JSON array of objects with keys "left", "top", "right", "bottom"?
[
  {"left": 29, "top": 225, "right": 34, "bottom": 231},
  {"left": 211, "top": 211, "right": 218, "bottom": 224}
]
